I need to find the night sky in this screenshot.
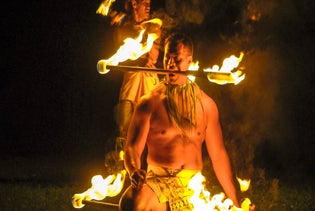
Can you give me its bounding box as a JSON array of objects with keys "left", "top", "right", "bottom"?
[{"left": 1, "top": 0, "right": 314, "bottom": 185}]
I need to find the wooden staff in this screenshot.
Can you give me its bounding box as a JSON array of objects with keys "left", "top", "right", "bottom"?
[
  {"left": 97, "top": 60, "right": 232, "bottom": 79},
  {"left": 82, "top": 199, "right": 119, "bottom": 207}
]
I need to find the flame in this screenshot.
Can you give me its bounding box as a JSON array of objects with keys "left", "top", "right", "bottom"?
[
  {"left": 204, "top": 52, "right": 245, "bottom": 85},
  {"left": 188, "top": 61, "right": 199, "bottom": 81},
  {"left": 186, "top": 173, "right": 252, "bottom": 211},
  {"left": 119, "top": 150, "right": 124, "bottom": 161},
  {"left": 142, "top": 18, "right": 163, "bottom": 27},
  {"left": 98, "top": 18, "right": 162, "bottom": 74},
  {"left": 96, "top": 0, "right": 116, "bottom": 16},
  {"left": 237, "top": 177, "right": 251, "bottom": 192},
  {"left": 72, "top": 170, "right": 126, "bottom": 208}
]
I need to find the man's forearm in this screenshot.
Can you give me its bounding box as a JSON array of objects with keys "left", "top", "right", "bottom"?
[
  {"left": 124, "top": 146, "right": 141, "bottom": 176},
  {"left": 212, "top": 154, "right": 240, "bottom": 207}
]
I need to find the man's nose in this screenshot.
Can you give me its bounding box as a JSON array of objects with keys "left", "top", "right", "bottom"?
[{"left": 144, "top": 2, "right": 150, "bottom": 8}]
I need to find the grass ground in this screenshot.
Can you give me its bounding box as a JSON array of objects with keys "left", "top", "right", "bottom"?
[{"left": 0, "top": 155, "right": 314, "bottom": 211}]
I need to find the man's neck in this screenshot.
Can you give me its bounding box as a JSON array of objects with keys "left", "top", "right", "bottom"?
[
  {"left": 133, "top": 14, "right": 146, "bottom": 24},
  {"left": 167, "top": 76, "right": 189, "bottom": 86}
]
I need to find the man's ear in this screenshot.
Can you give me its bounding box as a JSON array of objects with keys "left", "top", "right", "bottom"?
[{"left": 188, "top": 55, "right": 193, "bottom": 64}]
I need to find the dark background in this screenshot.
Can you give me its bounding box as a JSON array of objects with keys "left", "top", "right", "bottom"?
[{"left": 1, "top": 0, "right": 314, "bottom": 186}]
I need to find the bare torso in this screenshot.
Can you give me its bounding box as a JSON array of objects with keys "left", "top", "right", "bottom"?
[{"left": 144, "top": 84, "right": 207, "bottom": 170}]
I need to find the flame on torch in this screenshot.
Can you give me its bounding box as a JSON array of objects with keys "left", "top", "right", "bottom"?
[
  {"left": 187, "top": 61, "right": 199, "bottom": 82},
  {"left": 97, "top": 18, "right": 162, "bottom": 74},
  {"left": 72, "top": 170, "right": 126, "bottom": 208},
  {"left": 96, "top": 17, "right": 245, "bottom": 86},
  {"left": 237, "top": 177, "right": 251, "bottom": 192},
  {"left": 186, "top": 173, "right": 252, "bottom": 211},
  {"left": 204, "top": 52, "right": 245, "bottom": 85},
  {"left": 96, "top": 0, "right": 116, "bottom": 16}
]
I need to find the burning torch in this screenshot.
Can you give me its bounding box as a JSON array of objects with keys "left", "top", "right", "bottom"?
[
  {"left": 72, "top": 170, "right": 126, "bottom": 208},
  {"left": 97, "top": 52, "right": 246, "bottom": 85}
]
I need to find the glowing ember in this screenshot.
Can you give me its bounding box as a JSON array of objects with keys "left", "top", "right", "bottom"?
[
  {"left": 97, "top": 18, "right": 162, "bottom": 74},
  {"left": 204, "top": 52, "right": 245, "bottom": 85},
  {"left": 72, "top": 170, "right": 126, "bottom": 208},
  {"left": 186, "top": 173, "right": 252, "bottom": 211}
]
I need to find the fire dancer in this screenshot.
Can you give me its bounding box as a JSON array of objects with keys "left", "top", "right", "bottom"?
[
  {"left": 121, "top": 33, "right": 241, "bottom": 210},
  {"left": 113, "top": 0, "right": 161, "bottom": 147}
]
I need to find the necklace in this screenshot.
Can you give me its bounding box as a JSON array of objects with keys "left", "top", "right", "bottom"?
[{"left": 165, "top": 81, "right": 198, "bottom": 130}]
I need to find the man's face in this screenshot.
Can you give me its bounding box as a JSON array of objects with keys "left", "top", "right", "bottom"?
[
  {"left": 133, "top": 0, "right": 151, "bottom": 22},
  {"left": 163, "top": 42, "right": 192, "bottom": 84}
]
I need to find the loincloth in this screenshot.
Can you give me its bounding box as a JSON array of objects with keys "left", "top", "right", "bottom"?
[{"left": 145, "top": 165, "right": 199, "bottom": 211}]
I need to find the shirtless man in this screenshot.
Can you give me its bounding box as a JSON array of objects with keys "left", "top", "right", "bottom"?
[{"left": 121, "top": 33, "right": 240, "bottom": 210}]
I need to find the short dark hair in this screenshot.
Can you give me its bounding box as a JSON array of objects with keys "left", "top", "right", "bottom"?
[{"left": 164, "top": 33, "right": 193, "bottom": 56}]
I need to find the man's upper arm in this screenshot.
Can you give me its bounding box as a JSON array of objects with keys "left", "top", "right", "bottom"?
[
  {"left": 204, "top": 96, "right": 225, "bottom": 159},
  {"left": 127, "top": 98, "right": 152, "bottom": 149},
  {"left": 147, "top": 24, "right": 161, "bottom": 65},
  {"left": 124, "top": 98, "right": 152, "bottom": 173}
]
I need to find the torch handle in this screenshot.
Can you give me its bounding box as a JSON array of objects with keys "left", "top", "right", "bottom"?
[
  {"left": 82, "top": 199, "right": 120, "bottom": 207},
  {"left": 107, "top": 65, "right": 196, "bottom": 75},
  {"left": 106, "top": 65, "right": 234, "bottom": 78},
  {"left": 97, "top": 60, "right": 239, "bottom": 84}
]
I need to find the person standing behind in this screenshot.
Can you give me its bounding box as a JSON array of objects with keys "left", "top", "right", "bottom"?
[
  {"left": 112, "top": 0, "right": 161, "bottom": 148},
  {"left": 121, "top": 33, "right": 241, "bottom": 210}
]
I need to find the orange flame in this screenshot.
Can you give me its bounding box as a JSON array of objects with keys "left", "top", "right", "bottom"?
[
  {"left": 237, "top": 177, "right": 251, "bottom": 192},
  {"left": 72, "top": 170, "right": 126, "bottom": 208},
  {"left": 187, "top": 61, "right": 199, "bottom": 81},
  {"left": 187, "top": 173, "right": 252, "bottom": 210},
  {"left": 204, "top": 52, "right": 245, "bottom": 85},
  {"left": 96, "top": 0, "right": 116, "bottom": 16},
  {"left": 97, "top": 18, "right": 162, "bottom": 74}
]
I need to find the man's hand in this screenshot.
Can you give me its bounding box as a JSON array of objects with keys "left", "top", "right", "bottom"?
[
  {"left": 130, "top": 169, "right": 146, "bottom": 191},
  {"left": 145, "top": 60, "right": 157, "bottom": 69}
]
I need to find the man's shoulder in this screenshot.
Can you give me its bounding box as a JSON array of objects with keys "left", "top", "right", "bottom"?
[
  {"left": 194, "top": 86, "right": 217, "bottom": 109},
  {"left": 138, "top": 83, "right": 165, "bottom": 105},
  {"left": 136, "top": 91, "right": 162, "bottom": 114},
  {"left": 192, "top": 83, "right": 211, "bottom": 100}
]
